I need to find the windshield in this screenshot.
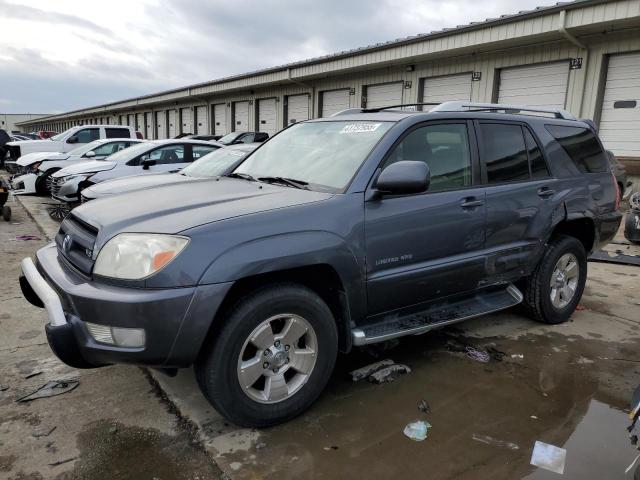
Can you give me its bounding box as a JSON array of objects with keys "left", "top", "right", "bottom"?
[
  {"left": 50, "top": 128, "right": 74, "bottom": 141},
  {"left": 235, "top": 121, "right": 393, "bottom": 191},
  {"left": 67, "top": 140, "right": 104, "bottom": 156},
  {"left": 217, "top": 132, "right": 241, "bottom": 145},
  {"left": 102, "top": 142, "right": 152, "bottom": 163},
  {"left": 182, "top": 148, "right": 248, "bottom": 177}
]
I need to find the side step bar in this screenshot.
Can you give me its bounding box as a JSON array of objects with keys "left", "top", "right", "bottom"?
[{"left": 352, "top": 284, "right": 523, "bottom": 346}]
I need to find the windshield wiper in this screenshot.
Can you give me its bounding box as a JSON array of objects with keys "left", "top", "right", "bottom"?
[
  {"left": 258, "top": 176, "right": 309, "bottom": 190},
  {"left": 225, "top": 172, "right": 257, "bottom": 182}
]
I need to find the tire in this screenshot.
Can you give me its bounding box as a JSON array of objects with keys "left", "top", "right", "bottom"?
[
  {"left": 35, "top": 169, "right": 59, "bottom": 196},
  {"left": 2, "top": 205, "right": 10, "bottom": 221},
  {"left": 521, "top": 235, "right": 587, "bottom": 324},
  {"left": 195, "top": 282, "right": 338, "bottom": 428}
]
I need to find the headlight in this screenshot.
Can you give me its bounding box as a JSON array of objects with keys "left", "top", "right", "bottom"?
[
  {"left": 94, "top": 233, "right": 189, "bottom": 280},
  {"left": 61, "top": 173, "right": 93, "bottom": 182}
]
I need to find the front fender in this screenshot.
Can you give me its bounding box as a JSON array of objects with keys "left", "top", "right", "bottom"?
[{"left": 199, "top": 230, "right": 366, "bottom": 320}]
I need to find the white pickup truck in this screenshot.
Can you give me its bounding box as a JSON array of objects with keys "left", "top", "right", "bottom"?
[
  {"left": 5, "top": 125, "right": 140, "bottom": 194},
  {"left": 5, "top": 125, "right": 140, "bottom": 168}
]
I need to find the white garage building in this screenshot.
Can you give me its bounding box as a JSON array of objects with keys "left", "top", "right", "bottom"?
[{"left": 17, "top": 0, "right": 640, "bottom": 173}]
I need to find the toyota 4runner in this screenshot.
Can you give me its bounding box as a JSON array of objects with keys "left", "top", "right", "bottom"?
[{"left": 19, "top": 102, "right": 622, "bottom": 427}]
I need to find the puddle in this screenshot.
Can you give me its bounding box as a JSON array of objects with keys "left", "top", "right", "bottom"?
[
  {"left": 216, "top": 329, "right": 640, "bottom": 479},
  {"left": 62, "top": 420, "right": 222, "bottom": 480}
]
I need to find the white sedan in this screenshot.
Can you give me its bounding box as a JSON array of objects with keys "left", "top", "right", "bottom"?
[
  {"left": 9, "top": 139, "right": 144, "bottom": 195},
  {"left": 51, "top": 139, "right": 220, "bottom": 203}
]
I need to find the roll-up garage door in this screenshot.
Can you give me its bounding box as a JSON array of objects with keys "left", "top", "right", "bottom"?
[
  {"left": 195, "top": 106, "right": 208, "bottom": 134},
  {"left": 145, "top": 112, "right": 152, "bottom": 139},
  {"left": 168, "top": 110, "right": 177, "bottom": 138},
  {"left": 180, "top": 107, "right": 193, "bottom": 134},
  {"left": 365, "top": 82, "right": 403, "bottom": 109},
  {"left": 257, "top": 98, "right": 277, "bottom": 135},
  {"left": 136, "top": 113, "right": 144, "bottom": 133},
  {"left": 598, "top": 52, "right": 640, "bottom": 159},
  {"left": 156, "top": 111, "right": 167, "bottom": 139},
  {"left": 286, "top": 94, "right": 309, "bottom": 125},
  {"left": 320, "top": 89, "right": 350, "bottom": 117},
  {"left": 421, "top": 73, "right": 472, "bottom": 104},
  {"left": 497, "top": 61, "right": 569, "bottom": 109},
  {"left": 233, "top": 101, "right": 249, "bottom": 132},
  {"left": 213, "top": 104, "right": 227, "bottom": 135}
]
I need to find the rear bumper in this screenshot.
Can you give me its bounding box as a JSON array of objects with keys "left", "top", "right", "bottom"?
[
  {"left": 19, "top": 244, "right": 233, "bottom": 368},
  {"left": 595, "top": 210, "right": 623, "bottom": 249}
]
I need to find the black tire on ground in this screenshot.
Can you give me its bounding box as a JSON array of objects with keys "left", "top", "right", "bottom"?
[
  {"left": 2, "top": 205, "right": 10, "bottom": 221},
  {"left": 195, "top": 282, "right": 338, "bottom": 428},
  {"left": 521, "top": 234, "right": 587, "bottom": 325},
  {"left": 35, "top": 169, "right": 59, "bottom": 196}
]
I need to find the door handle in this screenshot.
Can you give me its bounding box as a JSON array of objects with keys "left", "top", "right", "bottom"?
[
  {"left": 460, "top": 197, "right": 484, "bottom": 209},
  {"left": 537, "top": 187, "right": 555, "bottom": 198}
]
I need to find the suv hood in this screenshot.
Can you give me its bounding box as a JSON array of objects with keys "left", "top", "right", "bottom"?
[
  {"left": 53, "top": 160, "right": 116, "bottom": 177},
  {"left": 17, "top": 151, "right": 69, "bottom": 167},
  {"left": 73, "top": 177, "right": 333, "bottom": 242},
  {"left": 83, "top": 173, "right": 193, "bottom": 198}
]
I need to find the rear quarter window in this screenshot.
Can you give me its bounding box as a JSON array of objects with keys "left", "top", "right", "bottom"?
[{"left": 544, "top": 124, "right": 608, "bottom": 173}]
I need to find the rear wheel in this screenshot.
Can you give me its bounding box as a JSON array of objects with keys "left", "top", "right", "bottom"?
[
  {"left": 521, "top": 235, "right": 587, "bottom": 324},
  {"left": 195, "top": 283, "right": 338, "bottom": 427}
]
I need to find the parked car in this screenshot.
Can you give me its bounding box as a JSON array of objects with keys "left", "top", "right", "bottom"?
[
  {"left": 36, "top": 131, "right": 58, "bottom": 140},
  {"left": 19, "top": 102, "right": 621, "bottom": 428},
  {"left": 9, "top": 139, "right": 145, "bottom": 195},
  {"left": 49, "top": 139, "right": 220, "bottom": 203},
  {"left": 4, "top": 125, "right": 139, "bottom": 170},
  {"left": 81, "top": 143, "right": 258, "bottom": 202},
  {"left": 217, "top": 131, "right": 268, "bottom": 145}
]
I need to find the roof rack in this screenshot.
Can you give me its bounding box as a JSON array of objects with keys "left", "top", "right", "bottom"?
[
  {"left": 430, "top": 101, "right": 576, "bottom": 120},
  {"left": 331, "top": 103, "right": 441, "bottom": 116}
]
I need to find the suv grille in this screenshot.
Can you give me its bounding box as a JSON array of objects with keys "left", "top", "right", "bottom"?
[
  {"left": 55, "top": 214, "right": 98, "bottom": 275},
  {"left": 8, "top": 145, "right": 21, "bottom": 161}
]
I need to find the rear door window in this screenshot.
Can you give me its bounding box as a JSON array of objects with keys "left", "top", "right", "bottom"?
[
  {"left": 105, "top": 128, "right": 131, "bottom": 139},
  {"left": 544, "top": 124, "right": 608, "bottom": 173},
  {"left": 479, "top": 123, "right": 529, "bottom": 184},
  {"left": 141, "top": 144, "right": 185, "bottom": 165},
  {"left": 524, "top": 129, "right": 550, "bottom": 179}
]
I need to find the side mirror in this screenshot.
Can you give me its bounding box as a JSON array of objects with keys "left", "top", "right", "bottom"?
[
  {"left": 67, "top": 136, "right": 78, "bottom": 144},
  {"left": 84, "top": 151, "right": 96, "bottom": 158},
  {"left": 375, "top": 161, "right": 430, "bottom": 195},
  {"left": 141, "top": 159, "right": 157, "bottom": 170}
]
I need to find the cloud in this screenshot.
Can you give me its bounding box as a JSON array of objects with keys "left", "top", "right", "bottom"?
[{"left": 0, "top": 0, "right": 559, "bottom": 114}]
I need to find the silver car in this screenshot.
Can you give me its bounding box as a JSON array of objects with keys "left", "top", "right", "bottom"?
[{"left": 51, "top": 139, "right": 220, "bottom": 203}]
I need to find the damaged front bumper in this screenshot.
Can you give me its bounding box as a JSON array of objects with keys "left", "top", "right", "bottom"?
[
  {"left": 19, "top": 243, "right": 233, "bottom": 369},
  {"left": 9, "top": 172, "right": 38, "bottom": 194}
]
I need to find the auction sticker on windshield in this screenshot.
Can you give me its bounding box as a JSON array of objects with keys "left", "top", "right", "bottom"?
[{"left": 340, "top": 123, "right": 382, "bottom": 134}]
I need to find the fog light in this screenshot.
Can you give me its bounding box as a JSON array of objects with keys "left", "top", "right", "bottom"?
[{"left": 85, "top": 322, "right": 146, "bottom": 348}]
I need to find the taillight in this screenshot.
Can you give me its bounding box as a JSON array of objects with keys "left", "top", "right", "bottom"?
[{"left": 612, "top": 172, "right": 620, "bottom": 210}]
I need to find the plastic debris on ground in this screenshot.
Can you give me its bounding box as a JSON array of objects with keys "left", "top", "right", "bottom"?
[
  {"left": 418, "top": 400, "right": 431, "bottom": 414},
  {"left": 466, "top": 346, "right": 490, "bottom": 363},
  {"left": 472, "top": 433, "right": 519, "bottom": 451},
  {"left": 511, "top": 354, "right": 524, "bottom": 359},
  {"left": 368, "top": 364, "right": 411, "bottom": 383},
  {"left": 530, "top": 440, "right": 567, "bottom": 475},
  {"left": 403, "top": 421, "right": 431, "bottom": 441},
  {"left": 16, "top": 380, "right": 79, "bottom": 403},
  {"left": 15, "top": 234, "right": 41, "bottom": 241},
  {"left": 350, "top": 359, "right": 394, "bottom": 382}
]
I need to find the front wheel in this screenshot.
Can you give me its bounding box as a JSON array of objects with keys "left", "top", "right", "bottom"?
[
  {"left": 195, "top": 283, "right": 338, "bottom": 427},
  {"left": 35, "top": 169, "right": 59, "bottom": 195},
  {"left": 521, "top": 235, "right": 587, "bottom": 324}
]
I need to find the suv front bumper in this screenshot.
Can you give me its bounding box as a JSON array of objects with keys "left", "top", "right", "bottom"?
[{"left": 19, "top": 243, "right": 232, "bottom": 368}]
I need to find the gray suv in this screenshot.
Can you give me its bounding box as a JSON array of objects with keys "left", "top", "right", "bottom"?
[{"left": 19, "top": 102, "right": 622, "bottom": 427}]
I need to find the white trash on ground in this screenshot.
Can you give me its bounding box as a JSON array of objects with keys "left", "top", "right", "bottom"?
[
  {"left": 403, "top": 421, "right": 431, "bottom": 441},
  {"left": 530, "top": 440, "right": 567, "bottom": 474}
]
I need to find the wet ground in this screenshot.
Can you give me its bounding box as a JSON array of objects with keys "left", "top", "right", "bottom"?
[{"left": 2, "top": 190, "right": 639, "bottom": 479}]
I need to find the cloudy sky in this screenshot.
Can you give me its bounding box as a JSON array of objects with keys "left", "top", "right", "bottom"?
[{"left": 0, "top": 0, "right": 559, "bottom": 114}]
